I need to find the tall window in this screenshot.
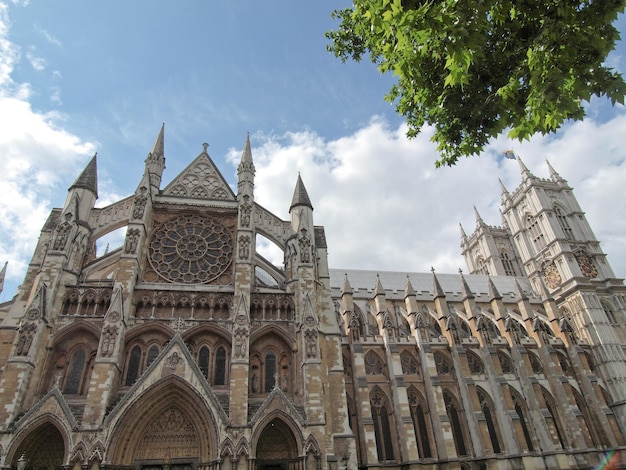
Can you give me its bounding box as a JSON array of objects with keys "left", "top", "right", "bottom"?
[
  {"left": 214, "top": 346, "right": 227, "bottom": 386},
  {"left": 476, "top": 258, "right": 489, "bottom": 275},
  {"left": 408, "top": 390, "right": 432, "bottom": 458},
  {"left": 126, "top": 345, "right": 142, "bottom": 386},
  {"left": 512, "top": 394, "right": 534, "bottom": 451},
  {"left": 146, "top": 345, "right": 159, "bottom": 368},
  {"left": 198, "top": 346, "right": 210, "bottom": 378},
  {"left": 526, "top": 214, "right": 546, "bottom": 252},
  {"left": 501, "top": 252, "right": 517, "bottom": 276},
  {"left": 554, "top": 207, "right": 573, "bottom": 240},
  {"left": 478, "top": 389, "right": 501, "bottom": 454},
  {"left": 63, "top": 348, "right": 86, "bottom": 394},
  {"left": 444, "top": 391, "right": 468, "bottom": 456},
  {"left": 543, "top": 391, "right": 565, "bottom": 449},
  {"left": 264, "top": 350, "right": 276, "bottom": 392},
  {"left": 371, "top": 390, "right": 396, "bottom": 462}
]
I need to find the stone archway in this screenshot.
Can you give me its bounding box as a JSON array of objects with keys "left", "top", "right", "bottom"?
[
  {"left": 11, "top": 421, "right": 66, "bottom": 469},
  {"left": 255, "top": 418, "right": 299, "bottom": 470},
  {"left": 107, "top": 378, "right": 218, "bottom": 466}
]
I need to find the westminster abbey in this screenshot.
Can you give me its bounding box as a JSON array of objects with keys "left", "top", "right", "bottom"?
[{"left": 0, "top": 128, "right": 624, "bottom": 469}]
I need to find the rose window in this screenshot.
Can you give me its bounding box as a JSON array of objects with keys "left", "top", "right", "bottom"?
[{"left": 149, "top": 215, "right": 233, "bottom": 284}]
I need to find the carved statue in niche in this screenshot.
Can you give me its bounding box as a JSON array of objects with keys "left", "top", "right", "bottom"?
[
  {"left": 53, "top": 213, "right": 73, "bottom": 251},
  {"left": 240, "top": 196, "right": 251, "bottom": 227},
  {"left": 234, "top": 328, "right": 247, "bottom": 358},
  {"left": 100, "top": 325, "right": 118, "bottom": 357},
  {"left": 299, "top": 229, "right": 311, "bottom": 263},
  {"left": 132, "top": 186, "right": 148, "bottom": 219},
  {"left": 15, "top": 323, "right": 37, "bottom": 356},
  {"left": 238, "top": 235, "right": 250, "bottom": 259},
  {"left": 125, "top": 228, "right": 140, "bottom": 254},
  {"left": 304, "top": 329, "right": 318, "bottom": 358},
  {"left": 251, "top": 372, "right": 259, "bottom": 393}
]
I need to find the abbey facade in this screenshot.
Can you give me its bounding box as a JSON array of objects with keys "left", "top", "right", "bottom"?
[{"left": 0, "top": 128, "right": 624, "bottom": 469}]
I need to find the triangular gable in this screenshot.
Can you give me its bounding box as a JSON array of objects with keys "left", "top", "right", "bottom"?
[
  {"left": 12, "top": 388, "right": 78, "bottom": 431},
  {"left": 249, "top": 385, "right": 306, "bottom": 426},
  {"left": 162, "top": 146, "right": 236, "bottom": 201},
  {"left": 103, "top": 334, "right": 228, "bottom": 427}
]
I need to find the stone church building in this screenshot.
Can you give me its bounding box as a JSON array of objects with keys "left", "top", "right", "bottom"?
[{"left": 0, "top": 127, "right": 624, "bottom": 469}]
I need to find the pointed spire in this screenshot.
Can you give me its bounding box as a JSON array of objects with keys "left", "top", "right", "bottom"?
[
  {"left": 474, "top": 205, "right": 485, "bottom": 227},
  {"left": 238, "top": 133, "right": 255, "bottom": 177},
  {"left": 546, "top": 160, "right": 565, "bottom": 182},
  {"left": 459, "top": 222, "right": 467, "bottom": 241},
  {"left": 514, "top": 279, "right": 528, "bottom": 301},
  {"left": 499, "top": 178, "right": 509, "bottom": 196},
  {"left": 374, "top": 274, "right": 385, "bottom": 297},
  {"left": 487, "top": 276, "right": 502, "bottom": 300},
  {"left": 341, "top": 273, "right": 353, "bottom": 295},
  {"left": 0, "top": 261, "right": 6, "bottom": 295},
  {"left": 290, "top": 174, "right": 313, "bottom": 212},
  {"left": 70, "top": 154, "right": 98, "bottom": 197},
  {"left": 431, "top": 267, "right": 445, "bottom": 299},
  {"left": 516, "top": 155, "right": 535, "bottom": 180},
  {"left": 404, "top": 275, "right": 416, "bottom": 298},
  {"left": 148, "top": 123, "right": 165, "bottom": 161},
  {"left": 459, "top": 269, "right": 474, "bottom": 300}
]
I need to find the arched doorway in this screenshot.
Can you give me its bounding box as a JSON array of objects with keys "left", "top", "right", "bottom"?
[
  {"left": 255, "top": 418, "right": 299, "bottom": 470},
  {"left": 11, "top": 421, "right": 66, "bottom": 469},
  {"left": 107, "top": 377, "right": 217, "bottom": 467}
]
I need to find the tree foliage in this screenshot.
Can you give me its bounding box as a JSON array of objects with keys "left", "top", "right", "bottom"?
[{"left": 327, "top": 0, "right": 626, "bottom": 166}]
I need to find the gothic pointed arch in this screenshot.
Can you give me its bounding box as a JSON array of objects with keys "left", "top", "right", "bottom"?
[
  {"left": 252, "top": 413, "right": 302, "bottom": 468},
  {"left": 443, "top": 389, "right": 470, "bottom": 457},
  {"left": 508, "top": 386, "right": 534, "bottom": 452},
  {"left": 69, "top": 441, "right": 87, "bottom": 467},
  {"left": 7, "top": 416, "right": 69, "bottom": 469},
  {"left": 105, "top": 376, "right": 219, "bottom": 465},
  {"left": 407, "top": 386, "right": 433, "bottom": 459},
  {"left": 369, "top": 386, "right": 398, "bottom": 462},
  {"left": 476, "top": 386, "right": 502, "bottom": 454}
]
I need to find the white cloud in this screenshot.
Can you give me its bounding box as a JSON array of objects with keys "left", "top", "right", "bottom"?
[
  {"left": 26, "top": 49, "right": 45, "bottom": 70},
  {"left": 228, "top": 114, "right": 626, "bottom": 281},
  {"left": 0, "top": 1, "right": 97, "bottom": 299}
]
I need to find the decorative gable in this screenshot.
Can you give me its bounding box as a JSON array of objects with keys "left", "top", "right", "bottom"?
[{"left": 162, "top": 144, "right": 236, "bottom": 201}]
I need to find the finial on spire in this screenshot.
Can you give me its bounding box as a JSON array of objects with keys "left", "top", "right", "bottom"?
[
  {"left": 290, "top": 174, "right": 313, "bottom": 212},
  {"left": 70, "top": 154, "right": 98, "bottom": 197},
  {"left": 546, "top": 159, "right": 565, "bottom": 182},
  {"left": 499, "top": 178, "right": 509, "bottom": 195},
  {"left": 474, "top": 205, "right": 485, "bottom": 227}
]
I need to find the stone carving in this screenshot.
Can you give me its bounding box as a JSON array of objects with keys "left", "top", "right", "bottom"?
[
  {"left": 299, "top": 229, "right": 311, "bottom": 263},
  {"left": 132, "top": 186, "right": 148, "bottom": 219},
  {"left": 125, "top": 228, "right": 140, "bottom": 254},
  {"left": 148, "top": 215, "right": 233, "bottom": 284},
  {"left": 166, "top": 352, "right": 182, "bottom": 368},
  {"left": 106, "top": 310, "right": 120, "bottom": 323},
  {"left": 53, "top": 213, "right": 73, "bottom": 251},
  {"left": 16, "top": 323, "right": 37, "bottom": 356},
  {"left": 234, "top": 328, "right": 248, "bottom": 358},
  {"left": 238, "top": 235, "right": 250, "bottom": 259},
  {"left": 135, "top": 407, "right": 199, "bottom": 460},
  {"left": 100, "top": 325, "right": 118, "bottom": 357},
  {"left": 240, "top": 196, "right": 252, "bottom": 227},
  {"left": 304, "top": 329, "right": 318, "bottom": 359}
]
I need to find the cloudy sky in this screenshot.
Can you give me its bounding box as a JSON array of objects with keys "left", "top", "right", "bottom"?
[{"left": 1, "top": 1, "right": 625, "bottom": 301}]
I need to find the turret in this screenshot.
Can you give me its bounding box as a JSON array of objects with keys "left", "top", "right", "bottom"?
[
  {"left": 289, "top": 174, "right": 314, "bottom": 235},
  {"left": 237, "top": 133, "right": 255, "bottom": 199},
  {"left": 144, "top": 124, "right": 166, "bottom": 194}
]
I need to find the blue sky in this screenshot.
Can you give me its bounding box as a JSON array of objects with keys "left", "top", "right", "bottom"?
[{"left": 1, "top": 1, "right": 625, "bottom": 300}]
